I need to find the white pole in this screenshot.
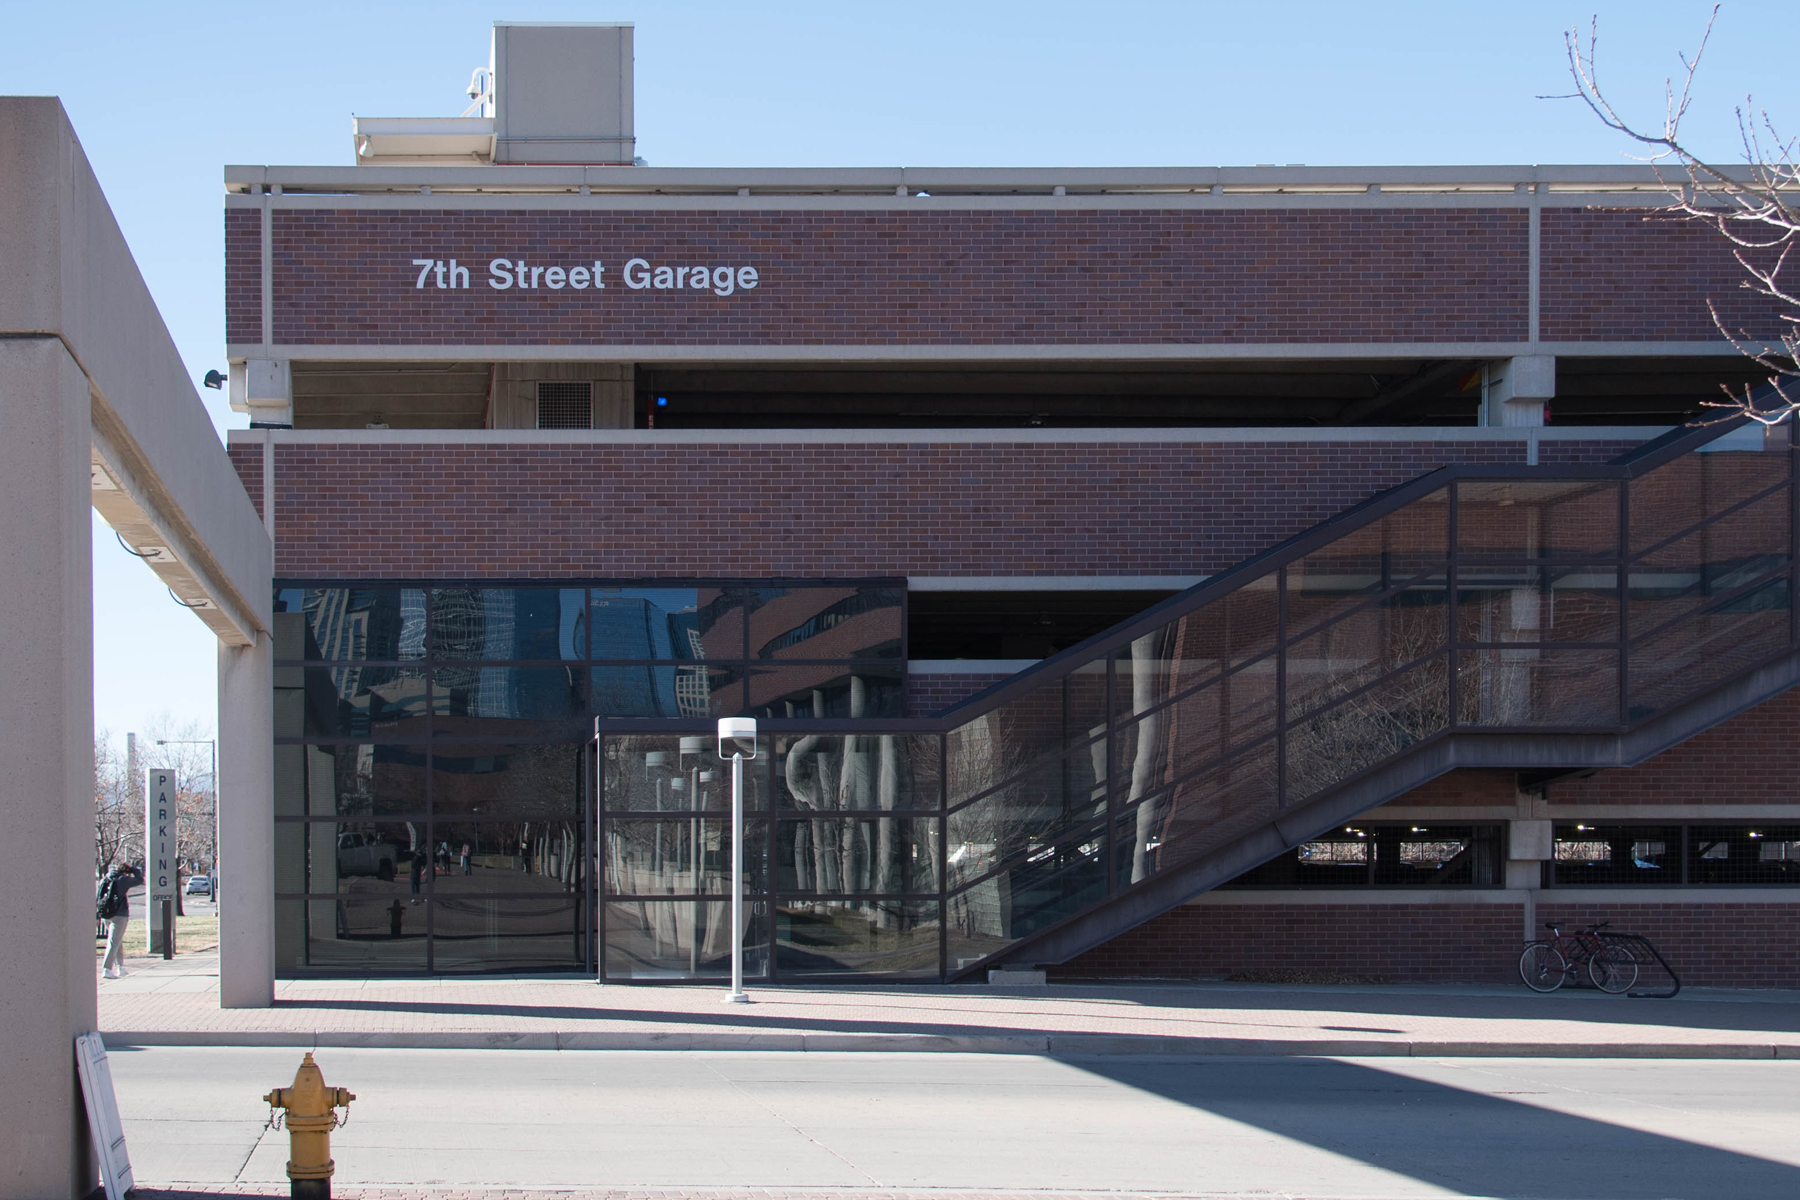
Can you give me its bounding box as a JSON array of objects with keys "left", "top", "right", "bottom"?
[{"left": 726, "top": 749, "right": 749, "bottom": 1003}]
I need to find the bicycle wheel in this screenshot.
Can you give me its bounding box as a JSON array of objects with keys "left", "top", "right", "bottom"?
[
  {"left": 1588, "top": 944, "right": 1639, "bottom": 994},
  {"left": 1519, "top": 943, "right": 1567, "bottom": 992}
]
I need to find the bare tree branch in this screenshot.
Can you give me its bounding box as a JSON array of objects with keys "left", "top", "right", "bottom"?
[{"left": 1556, "top": 5, "right": 1799, "bottom": 423}]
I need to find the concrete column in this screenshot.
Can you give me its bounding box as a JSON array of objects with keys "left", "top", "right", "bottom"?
[
  {"left": 229, "top": 358, "right": 292, "bottom": 428},
  {"left": 1482, "top": 356, "right": 1554, "bottom": 427},
  {"left": 1508, "top": 817, "right": 1552, "bottom": 939},
  {"left": 0, "top": 337, "right": 96, "bottom": 1198},
  {"left": 218, "top": 634, "right": 275, "bottom": 1007}
]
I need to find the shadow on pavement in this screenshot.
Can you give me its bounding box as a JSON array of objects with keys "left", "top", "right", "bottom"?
[{"left": 1067, "top": 1055, "right": 1800, "bottom": 1199}]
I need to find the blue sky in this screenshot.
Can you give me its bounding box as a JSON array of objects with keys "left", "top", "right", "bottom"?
[{"left": 6, "top": 0, "right": 1796, "bottom": 740}]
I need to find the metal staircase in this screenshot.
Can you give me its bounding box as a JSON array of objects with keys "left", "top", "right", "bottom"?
[{"left": 926, "top": 415, "right": 1798, "bottom": 978}]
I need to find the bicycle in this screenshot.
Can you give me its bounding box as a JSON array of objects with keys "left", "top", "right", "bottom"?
[{"left": 1518, "top": 921, "right": 1639, "bottom": 994}]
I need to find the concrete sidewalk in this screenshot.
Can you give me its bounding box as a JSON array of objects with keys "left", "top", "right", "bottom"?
[{"left": 99, "top": 952, "right": 1800, "bottom": 1058}]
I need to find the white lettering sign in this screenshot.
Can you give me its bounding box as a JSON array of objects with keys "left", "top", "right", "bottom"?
[
  {"left": 147, "top": 770, "right": 178, "bottom": 902},
  {"left": 406, "top": 257, "right": 760, "bottom": 298}
]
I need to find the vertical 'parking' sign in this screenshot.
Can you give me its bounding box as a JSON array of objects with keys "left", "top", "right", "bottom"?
[{"left": 147, "top": 770, "right": 177, "bottom": 902}]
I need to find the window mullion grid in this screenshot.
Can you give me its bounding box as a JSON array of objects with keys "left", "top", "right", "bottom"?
[
  {"left": 1618, "top": 477, "right": 1630, "bottom": 728},
  {"left": 1276, "top": 564, "right": 1288, "bottom": 807},
  {"left": 1447, "top": 480, "right": 1460, "bottom": 730}
]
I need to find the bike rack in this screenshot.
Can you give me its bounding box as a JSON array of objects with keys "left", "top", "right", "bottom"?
[{"left": 1597, "top": 931, "right": 1681, "bottom": 999}]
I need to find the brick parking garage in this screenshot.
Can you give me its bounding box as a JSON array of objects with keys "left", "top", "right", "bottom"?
[{"left": 220, "top": 21, "right": 1800, "bottom": 987}]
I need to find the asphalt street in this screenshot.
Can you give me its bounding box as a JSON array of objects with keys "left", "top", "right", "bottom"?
[{"left": 111, "top": 1048, "right": 1800, "bottom": 1198}]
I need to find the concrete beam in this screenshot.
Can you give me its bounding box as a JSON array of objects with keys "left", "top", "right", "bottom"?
[{"left": 0, "top": 97, "right": 271, "bottom": 644}]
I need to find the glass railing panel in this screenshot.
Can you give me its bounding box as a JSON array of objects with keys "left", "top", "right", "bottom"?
[
  {"left": 1457, "top": 480, "right": 1620, "bottom": 560},
  {"left": 945, "top": 661, "right": 1106, "bottom": 805},
  {"left": 945, "top": 752, "right": 1106, "bottom": 889},
  {"left": 1119, "top": 739, "right": 1280, "bottom": 887},
  {"left": 946, "top": 833, "right": 1110, "bottom": 970},
  {"left": 1113, "top": 575, "right": 1280, "bottom": 720},
  {"left": 1626, "top": 485, "right": 1791, "bottom": 639},
  {"left": 1454, "top": 648, "right": 1620, "bottom": 727},
  {"left": 1456, "top": 564, "right": 1620, "bottom": 644},
  {"left": 774, "top": 816, "right": 940, "bottom": 895},
  {"left": 1113, "top": 665, "right": 1277, "bottom": 804},
  {"left": 775, "top": 733, "right": 942, "bottom": 812},
  {"left": 1284, "top": 493, "right": 1448, "bottom": 637},
  {"left": 1285, "top": 655, "right": 1450, "bottom": 801},
  {"left": 1627, "top": 593, "right": 1791, "bottom": 720},
  {"left": 1629, "top": 446, "right": 1791, "bottom": 557},
  {"left": 1284, "top": 583, "right": 1449, "bottom": 724}
]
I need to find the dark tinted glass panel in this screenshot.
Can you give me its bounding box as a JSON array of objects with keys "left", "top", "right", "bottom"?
[
  {"left": 1114, "top": 579, "right": 1282, "bottom": 719},
  {"left": 1116, "top": 740, "right": 1279, "bottom": 886},
  {"left": 777, "top": 901, "right": 939, "bottom": 977},
  {"left": 1455, "top": 649, "right": 1619, "bottom": 727},
  {"left": 775, "top": 734, "right": 942, "bottom": 811},
  {"left": 604, "top": 818, "right": 768, "bottom": 894},
  {"left": 1627, "top": 486, "right": 1791, "bottom": 638},
  {"left": 1551, "top": 824, "right": 1681, "bottom": 885},
  {"left": 430, "top": 896, "right": 582, "bottom": 972},
  {"left": 1113, "top": 665, "right": 1276, "bottom": 799},
  {"left": 275, "top": 897, "right": 428, "bottom": 973},
  {"left": 1284, "top": 498, "right": 1449, "bottom": 637},
  {"left": 429, "top": 820, "right": 588, "bottom": 895},
  {"left": 432, "top": 665, "right": 589, "bottom": 735},
  {"left": 946, "top": 834, "right": 1108, "bottom": 969},
  {"left": 1629, "top": 446, "right": 1790, "bottom": 555},
  {"left": 1457, "top": 565, "right": 1619, "bottom": 644},
  {"left": 1285, "top": 656, "right": 1449, "bottom": 799},
  {"left": 431, "top": 743, "right": 583, "bottom": 816},
  {"left": 603, "top": 900, "right": 768, "bottom": 979},
  {"left": 947, "top": 666, "right": 1106, "bottom": 805},
  {"left": 602, "top": 734, "right": 767, "bottom": 811},
  {"left": 592, "top": 664, "right": 742, "bottom": 719},
  {"left": 272, "top": 743, "right": 427, "bottom": 818},
  {"left": 746, "top": 664, "right": 903, "bottom": 719},
  {"left": 424, "top": 588, "right": 585, "bottom": 661},
  {"left": 775, "top": 818, "right": 938, "bottom": 894},
  {"left": 945, "top": 764, "right": 1106, "bottom": 888},
  {"left": 1457, "top": 480, "right": 1619, "bottom": 559},
  {"left": 589, "top": 588, "right": 742, "bottom": 660},
  {"left": 293, "top": 666, "right": 428, "bottom": 738},
  {"left": 748, "top": 585, "right": 903, "bottom": 660},
  {"left": 1284, "top": 584, "right": 1448, "bottom": 722},
  {"left": 273, "top": 820, "right": 425, "bottom": 894},
  {"left": 1627, "top": 599, "right": 1789, "bottom": 720},
  {"left": 1688, "top": 825, "right": 1800, "bottom": 885},
  {"left": 274, "top": 587, "right": 425, "bottom": 661}
]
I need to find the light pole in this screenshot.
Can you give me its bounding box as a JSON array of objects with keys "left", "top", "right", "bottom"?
[
  {"left": 716, "top": 717, "right": 756, "bottom": 1003},
  {"left": 158, "top": 739, "right": 216, "bottom": 893}
]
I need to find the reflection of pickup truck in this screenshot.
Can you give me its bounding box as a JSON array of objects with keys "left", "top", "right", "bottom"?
[{"left": 336, "top": 832, "right": 402, "bottom": 880}]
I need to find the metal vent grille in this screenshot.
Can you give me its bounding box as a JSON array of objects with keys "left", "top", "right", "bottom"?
[{"left": 536, "top": 381, "right": 593, "bottom": 429}]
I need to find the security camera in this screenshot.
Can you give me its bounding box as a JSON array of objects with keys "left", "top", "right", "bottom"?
[
  {"left": 466, "top": 68, "right": 491, "bottom": 101},
  {"left": 717, "top": 717, "right": 758, "bottom": 760}
]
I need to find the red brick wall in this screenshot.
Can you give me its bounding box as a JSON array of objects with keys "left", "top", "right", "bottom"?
[
  {"left": 1540, "top": 208, "right": 1789, "bottom": 343},
  {"left": 228, "top": 443, "right": 262, "bottom": 522},
  {"left": 1054, "top": 902, "right": 1525, "bottom": 983},
  {"left": 1536, "top": 901, "right": 1800, "bottom": 989},
  {"left": 1055, "top": 897, "right": 1800, "bottom": 987},
  {"left": 258, "top": 439, "right": 1645, "bottom": 579},
  {"left": 226, "top": 208, "right": 261, "bottom": 345},
  {"left": 256, "top": 207, "right": 1528, "bottom": 346},
  {"left": 910, "top": 673, "right": 1012, "bottom": 717},
  {"left": 1552, "top": 686, "right": 1800, "bottom": 807}
]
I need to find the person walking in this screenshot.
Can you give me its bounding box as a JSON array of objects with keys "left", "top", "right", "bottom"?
[
  {"left": 96, "top": 861, "right": 143, "bottom": 979},
  {"left": 460, "top": 842, "right": 471, "bottom": 876}
]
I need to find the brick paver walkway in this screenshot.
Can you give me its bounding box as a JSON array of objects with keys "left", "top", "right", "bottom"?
[{"left": 99, "top": 953, "right": 1800, "bottom": 1056}]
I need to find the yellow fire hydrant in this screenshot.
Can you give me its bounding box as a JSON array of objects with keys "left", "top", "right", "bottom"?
[{"left": 264, "top": 1053, "right": 355, "bottom": 1200}]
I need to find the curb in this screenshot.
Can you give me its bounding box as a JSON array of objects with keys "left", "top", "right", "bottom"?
[{"left": 99, "top": 1030, "right": 1800, "bottom": 1058}]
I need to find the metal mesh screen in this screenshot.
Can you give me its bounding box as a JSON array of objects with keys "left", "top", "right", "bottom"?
[{"left": 536, "top": 381, "right": 593, "bottom": 429}]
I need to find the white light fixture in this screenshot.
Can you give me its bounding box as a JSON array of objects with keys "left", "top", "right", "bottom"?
[{"left": 717, "top": 717, "right": 757, "bottom": 1004}]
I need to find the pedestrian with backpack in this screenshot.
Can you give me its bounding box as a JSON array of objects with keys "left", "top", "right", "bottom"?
[{"left": 97, "top": 861, "right": 143, "bottom": 979}]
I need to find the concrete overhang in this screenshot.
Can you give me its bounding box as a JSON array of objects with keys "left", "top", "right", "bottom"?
[{"left": 1, "top": 97, "right": 270, "bottom": 646}]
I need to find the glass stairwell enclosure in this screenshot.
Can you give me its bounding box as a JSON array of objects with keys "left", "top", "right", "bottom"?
[{"left": 595, "top": 420, "right": 1796, "bottom": 981}]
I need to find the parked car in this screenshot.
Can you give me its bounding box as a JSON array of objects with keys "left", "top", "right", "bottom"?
[
  {"left": 184, "top": 874, "right": 212, "bottom": 896},
  {"left": 336, "top": 831, "right": 403, "bottom": 879}
]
